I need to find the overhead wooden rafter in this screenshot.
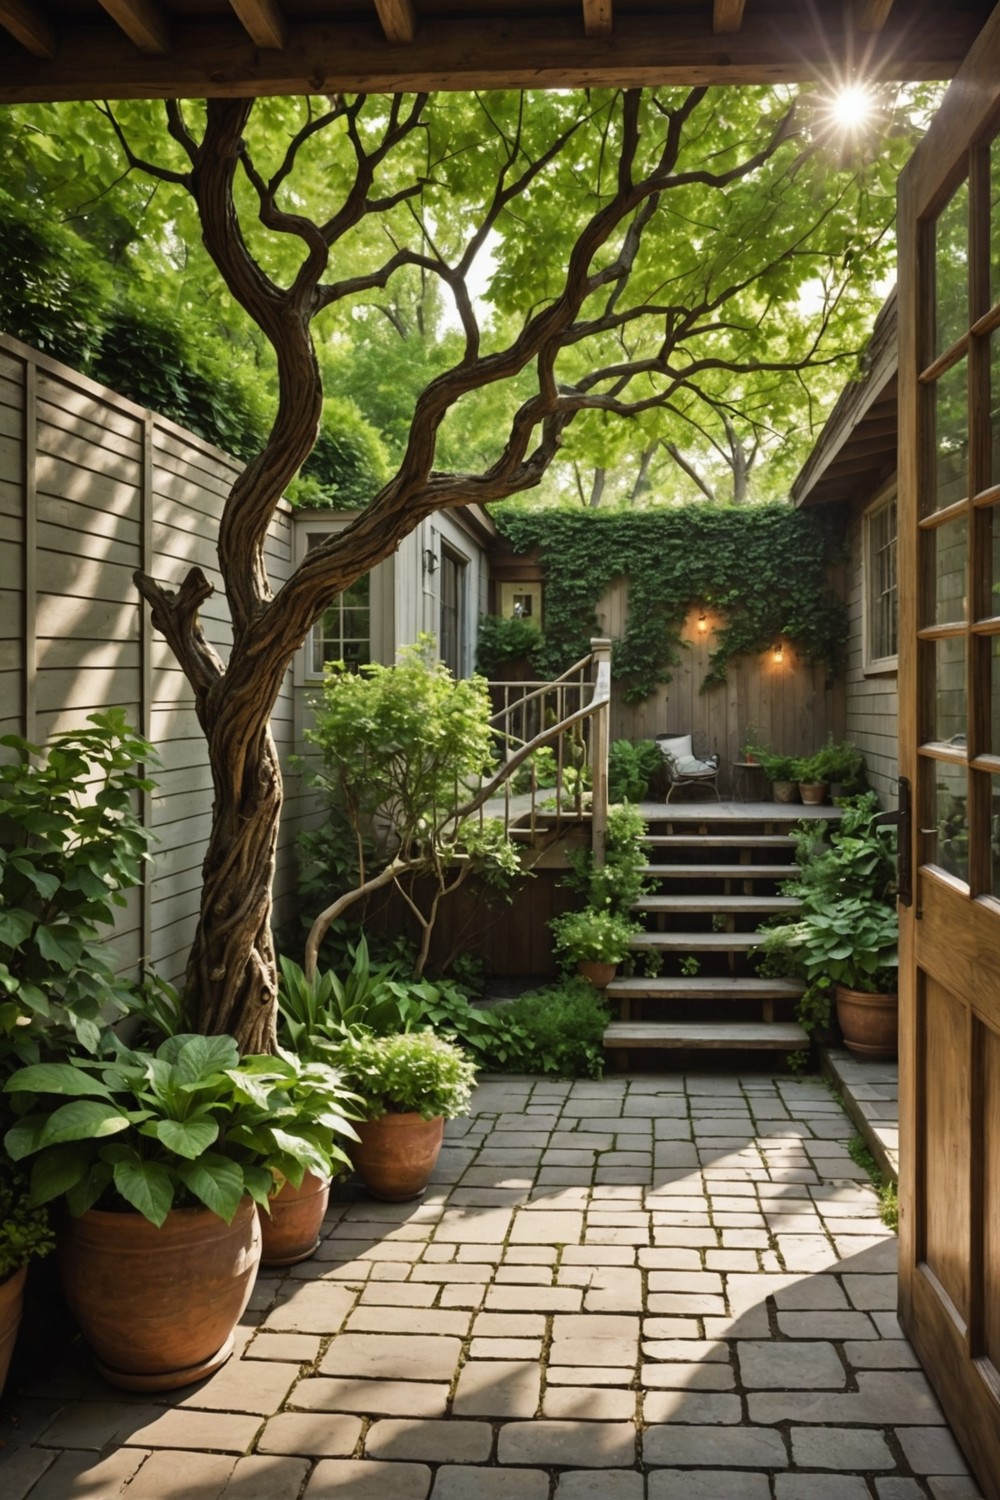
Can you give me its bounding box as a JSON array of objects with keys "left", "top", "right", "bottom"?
[
  {"left": 0, "top": 0, "right": 55, "bottom": 57},
  {"left": 97, "top": 0, "right": 170, "bottom": 55},
  {"left": 0, "top": 2, "right": 988, "bottom": 103},
  {"left": 714, "top": 0, "right": 746, "bottom": 34},
  {"left": 228, "top": 0, "right": 288, "bottom": 51},
  {"left": 855, "top": 0, "right": 896, "bottom": 29},
  {"left": 582, "top": 0, "right": 613, "bottom": 39},
  {"left": 372, "top": 0, "right": 417, "bottom": 46}
]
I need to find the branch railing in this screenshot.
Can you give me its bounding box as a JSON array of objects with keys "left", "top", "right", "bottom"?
[{"left": 475, "top": 637, "right": 612, "bottom": 867}]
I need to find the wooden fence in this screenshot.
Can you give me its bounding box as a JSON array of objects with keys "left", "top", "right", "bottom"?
[
  {"left": 0, "top": 335, "right": 311, "bottom": 988},
  {"left": 596, "top": 590, "right": 847, "bottom": 792}
]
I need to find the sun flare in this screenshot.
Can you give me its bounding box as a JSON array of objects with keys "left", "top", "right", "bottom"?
[{"left": 830, "top": 83, "right": 876, "bottom": 130}]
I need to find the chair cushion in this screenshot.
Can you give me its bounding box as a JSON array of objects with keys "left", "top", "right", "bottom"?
[{"left": 656, "top": 734, "right": 716, "bottom": 777}]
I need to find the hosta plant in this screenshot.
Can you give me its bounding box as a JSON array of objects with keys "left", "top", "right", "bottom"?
[{"left": 3, "top": 1033, "right": 360, "bottom": 1227}]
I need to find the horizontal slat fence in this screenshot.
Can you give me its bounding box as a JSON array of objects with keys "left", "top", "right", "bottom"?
[{"left": 0, "top": 335, "right": 309, "bottom": 990}]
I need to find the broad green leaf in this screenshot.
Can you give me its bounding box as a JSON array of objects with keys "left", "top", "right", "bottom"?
[
  {"left": 3, "top": 1114, "right": 47, "bottom": 1161},
  {"left": 34, "top": 924, "right": 85, "bottom": 968},
  {"left": 175, "top": 1155, "right": 244, "bottom": 1223},
  {"left": 112, "top": 1157, "right": 175, "bottom": 1227},
  {"left": 168, "top": 1034, "right": 239, "bottom": 1082},
  {"left": 29, "top": 1141, "right": 92, "bottom": 1203},
  {"left": 37, "top": 1100, "right": 131, "bottom": 1149},
  {"left": 3, "top": 1062, "right": 110, "bottom": 1098},
  {"left": 152, "top": 1118, "right": 219, "bottom": 1160}
]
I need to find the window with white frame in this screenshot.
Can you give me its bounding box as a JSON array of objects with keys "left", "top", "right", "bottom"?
[
  {"left": 304, "top": 532, "right": 371, "bottom": 676},
  {"left": 864, "top": 491, "right": 898, "bottom": 670}
]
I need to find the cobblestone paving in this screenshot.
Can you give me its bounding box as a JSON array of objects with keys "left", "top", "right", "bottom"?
[{"left": 0, "top": 1072, "right": 984, "bottom": 1500}]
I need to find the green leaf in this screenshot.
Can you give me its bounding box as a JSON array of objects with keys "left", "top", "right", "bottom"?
[
  {"left": 175, "top": 1154, "right": 244, "bottom": 1223},
  {"left": 152, "top": 1118, "right": 219, "bottom": 1160},
  {"left": 112, "top": 1157, "right": 175, "bottom": 1227},
  {"left": 34, "top": 924, "right": 85, "bottom": 969},
  {"left": 163, "top": 1033, "right": 239, "bottom": 1082},
  {"left": 29, "top": 1141, "right": 92, "bottom": 1203},
  {"left": 37, "top": 1100, "right": 132, "bottom": 1149},
  {"left": 3, "top": 1062, "right": 111, "bottom": 1098}
]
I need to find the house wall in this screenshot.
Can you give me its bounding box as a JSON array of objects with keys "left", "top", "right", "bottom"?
[
  {"left": 0, "top": 334, "right": 305, "bottom": 987},
  {"left": 842, "top": 503, "right": 900, "bottom": 808}
]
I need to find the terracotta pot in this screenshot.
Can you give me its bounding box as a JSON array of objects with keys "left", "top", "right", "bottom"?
[
  {"left": 798, "top": 782, "right": 827, "bottom": 805},
  {"left": 57, "top": 1197, "right": 261, "bottom": 1392},
  {"left": 577, "top": 959, "right": 617, "bottom": 988},
  {"left": 0, "top": 1264, "right": 27, "bottom": 1396},
  {"left": 835, "top": 984, "right": 898, "bottom": 1060},
  {"left": 352, "top": 1112, "right": 445, "bottom": 1202},
  {"left": 771, "top": 780, "right": 798, "bottom": 804},
  {"left": 260, "top": 1170, "right": 331, "bottom": 1266}
]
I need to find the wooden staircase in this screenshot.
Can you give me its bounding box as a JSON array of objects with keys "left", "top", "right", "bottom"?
[{"left": 603, "top": 801, "right": 838, "bottom": 1063}]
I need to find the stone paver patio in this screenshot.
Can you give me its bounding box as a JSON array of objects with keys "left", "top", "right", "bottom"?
[{"left": 0, "top": 1071, "right": 982, "bottom": 1500}]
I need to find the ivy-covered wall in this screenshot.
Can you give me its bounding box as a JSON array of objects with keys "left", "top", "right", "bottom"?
[{"left": 494, "top": 504, "right": 848, "bottom": 778}]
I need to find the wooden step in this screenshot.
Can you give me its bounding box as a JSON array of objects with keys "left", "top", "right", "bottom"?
[
  {"left": 643, "top": 834, "right": 795, "bottom": 849},
  {"left": 606, "top": 976, "right": 805, "bottom": 1001},
  {"left": 640, "top": 863, "right": 800, "bottom": 880},
  {"left": 628, "top": 931, "right": 766, "bottom": 951},
  {"left": 603, "top": 1021, "right": 810, "bottom": 1050},
  {"left": 634, "top": 894, "right": 802, "bottom": 914}
]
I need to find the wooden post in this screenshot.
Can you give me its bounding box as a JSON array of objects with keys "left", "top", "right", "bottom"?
[{"left": 590, "top": 637, "right": 612, "bottom": 869}]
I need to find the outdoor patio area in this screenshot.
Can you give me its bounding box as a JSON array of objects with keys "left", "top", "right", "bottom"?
[{"left": 0, "top": 1070, "right": 979, "bottom": 1500}]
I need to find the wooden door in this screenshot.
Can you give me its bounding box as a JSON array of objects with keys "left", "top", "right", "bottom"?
[{"left": 897, "top": 9, "right": 1000, "bottom": 1493}]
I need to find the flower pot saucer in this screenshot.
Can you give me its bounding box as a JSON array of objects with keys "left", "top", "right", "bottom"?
[{"left": 93, "top": 1333, "right": 235, "bottom": 1392}]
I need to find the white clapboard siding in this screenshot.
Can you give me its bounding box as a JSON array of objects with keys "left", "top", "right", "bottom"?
[
  {"left": 0, "top": 335, "right": 301, "bottom": 991},
  {"left": 843, "top": 508, "right": 898, "bottom": 808}
]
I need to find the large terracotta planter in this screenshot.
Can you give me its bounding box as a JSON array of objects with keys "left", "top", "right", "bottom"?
[
  {"left": 771, "top": 780, "right": 798, "bottom": 803},
  {"left": 57, "top": 1197, "right": 261, "bottom": 1391},
  {"left": 0, "top": 1264, "right": 27, "bottom": 1396},
  {"left": 835, "top": 983, "right": 898, "bottom": 1060},
  {"left": 260, "top": 1170, "right": 331, "bottom": 1266},
  {"left": 352, "top": 1112, "right": 445, "bottom": 1202},
  {"left": 798, "top": 782, "right": 827, "bottom": 805},
  {"left": 577, "top": 959, "right": 617, "bottom": 988}
]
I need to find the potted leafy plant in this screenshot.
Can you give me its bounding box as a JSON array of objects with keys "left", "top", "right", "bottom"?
[
  {"left": 755, "top": 749, "right": 799, "bottom": 803},
  {"left": 759, "top": 795, "right": 899, "bottom": 1056},
  {"left": 549, "top": 906, "right": 641, "bottom": 987},
  {"left": 333, "top": 1029, "right": 477, "bottom": 1202},
  {"left": 3, "top": 1033, "right": 359, "bottom": 1388},
  {"left": 812, "top": 736, "right": 865, "bottom": 798},
  {"left": 0, "top": 1162, "right": 55, "bottom": 1395},
  {"left": 793, "top": 753, "right": 827, "bottom": 805}
]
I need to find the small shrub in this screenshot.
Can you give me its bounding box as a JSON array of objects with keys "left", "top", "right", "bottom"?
[{"left": 487, "top": 979, "right": 610, "bottom": 1079}]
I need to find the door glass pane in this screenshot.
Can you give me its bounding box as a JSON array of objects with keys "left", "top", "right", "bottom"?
[
  {"left": 933, "top": 636, "right": 967, "bottom": 744},
  {"left": 992, "top": 775, "right": 1000, "bottom": 898},
  {"left": 931, "top": 357, "right": 969, "bottom": 510},
  {"left": 936, "top": 179, "right": 969, "bottom": 356},
  {"left": 929, "top": 758, "right": 969, "bottom": 883},
  {"left": 992, "top": 640, "right": 1000, "bottom": 754},
  {"left": 992, "top": 331, "right": 1000, "bottom": 489},
  {"left": 931, "top": 514, "right": 968, "bottom": 625},
  {"left": 992, "top": 132, "right": 1000, "bottom": 310}
]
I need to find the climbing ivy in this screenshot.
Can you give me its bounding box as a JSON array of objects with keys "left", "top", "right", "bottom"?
[{"left": 495, "top": 504, "right": 847, "bottom": 703}]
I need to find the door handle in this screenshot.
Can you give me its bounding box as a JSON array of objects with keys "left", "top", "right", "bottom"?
[{"left": 871, "top": 775, "right": 912, "bottom": 908}]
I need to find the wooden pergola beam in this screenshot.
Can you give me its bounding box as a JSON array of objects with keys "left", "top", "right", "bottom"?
[
  {"left": 97, "top": 0, "right": 170, "bottom": 54},
  {"left": 229, "top": 0, "right": 288, "bottom": 51},
  {"left": 372, "top": 0, "right": 416, "bottom": 46},
  {"left": 582, "top": 0, "right": 613, "bottom": 39},
  {"left": 0, "top": 12, "right": 980, "bottom": 101},
  {"left": 0, "top": 0, "right": 56, "bottom": 57},
  {"left": 713, "top": 0, "right": 746, "bottom": 34},
  {"left": 854, "top": 0, "right": 896, "bottom": 30}
]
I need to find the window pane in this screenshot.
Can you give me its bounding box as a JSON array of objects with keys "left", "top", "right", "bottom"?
[
  {"left": 930, "top": 514, "right": 968, "bottom": 626},
  {"left": 933, "top": 636, "right": 967, "bottom": 744},
  {"left": 935, "top": 179, "right": 969, "bottom": 356},
  {"left": 930, "top": 357, "right": 968, "bottom": 512},
  {"left": 867, "top": 499, "right": 897, "bottom": 661},
  {"left": 929, "top": 759, "right": 969, "bottom": 884},
  {"left": 992, "top": 773, "right": 1000, "bottom": 899},
  {"left": 992, "top": 330, "right": 1000, "bottom": 490}
]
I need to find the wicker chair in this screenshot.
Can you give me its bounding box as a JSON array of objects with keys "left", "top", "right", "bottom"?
[{"left": 655, "top": 731, "right": 721, "bottom": 803}]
